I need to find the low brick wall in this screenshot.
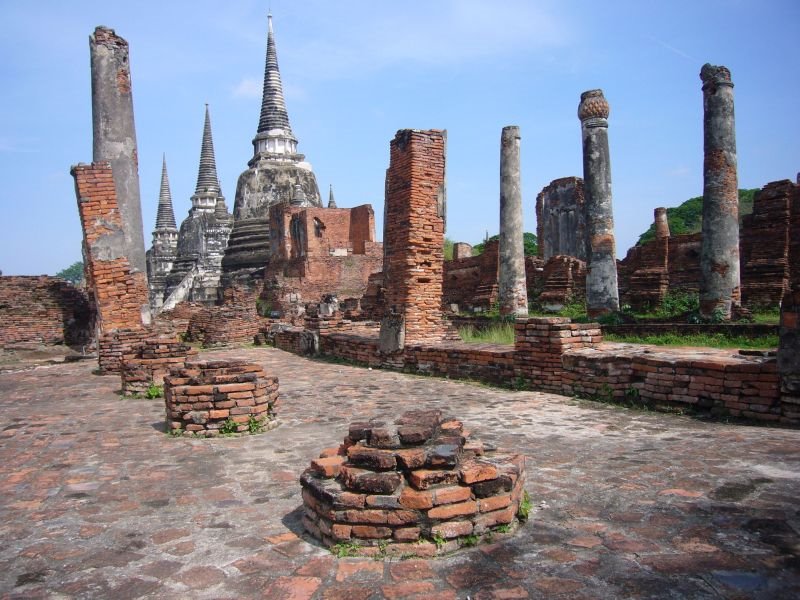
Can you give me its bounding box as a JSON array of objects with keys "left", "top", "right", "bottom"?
[
  {"left": 97, "top": 328, "right": 151, "bottom": 374},
  {"left": 312, "top": 317, "right": 792, "bottom": 425},
  {"left": 120, "top": 337, "right": 197, "bottom": 396},
  {"left": 300, "top": 410, "right": 526, "bottom": 556},
  {"left": 164, "top": 359, "right": 279, "bottom": 437}
]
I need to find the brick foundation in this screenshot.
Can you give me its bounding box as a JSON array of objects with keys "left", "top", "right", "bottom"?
[
  {"left": 300, "top": 409, "right": 526, "bottom": 556},
  {"left": 164, "top": 359, "right": 279, "bottom": 437},
  {"left": 120, "top": 337, "right": 197, "bottom": 396}
]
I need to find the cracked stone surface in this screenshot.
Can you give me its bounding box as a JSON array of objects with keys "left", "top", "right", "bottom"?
[{"left": 1, "top": 346, "right": 799, "bottom": 599}]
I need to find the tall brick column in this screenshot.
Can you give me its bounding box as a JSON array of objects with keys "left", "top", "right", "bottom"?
[
  {"left": 699, "top": 63, "right": 740, "bottom": 320},
  {"left": 578, "top": 89, "right": 620, "bottom": 317},
  {"left": 498, "top": 126, "right": 528, "bottom": 316},
  {"left": 90, "top": 26, "right": 147, "bottom": 277},
  {"left": 379, "top": 129, "right": 450, "bottom": 351},
  {"left": 654, "top": 207, "right": 670, "bottom": 240},
  {"left": 71, "top": 162, "right": 149, "bottom": 334}
]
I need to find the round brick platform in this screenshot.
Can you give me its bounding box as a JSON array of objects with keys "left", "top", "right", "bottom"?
[
  {"left": 120, "top": 336, "right": 197, "bottom": 397},
  {"left": 164, "top": 359, "right": 279, "bottom": 437},
  {"left": 300, "top": 409, "right": 527, "bottom": 556}
]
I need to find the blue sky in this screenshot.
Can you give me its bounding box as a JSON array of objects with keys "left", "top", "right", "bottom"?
[{"left": 1, "top": 0, "right": 797, "bottom": 275}]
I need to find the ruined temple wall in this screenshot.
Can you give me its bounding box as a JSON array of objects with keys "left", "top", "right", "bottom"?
[
  {"left": 536, "top": 177, "right": 587, "bottom": 261},
  {"left": 0, "top": 276, "right": 93, "bottom": 349},
  {"left": 442, "top": 241, "right": 499, "bottom": 311},
  {"left": 71, "top": 162, "right": 149, "bottom": 333},
  {"left": 740, "top": 180, "right": 794, "bottom": 307},
  {"left": 349, "top": 205, "right": 377, "bottom": 255}
]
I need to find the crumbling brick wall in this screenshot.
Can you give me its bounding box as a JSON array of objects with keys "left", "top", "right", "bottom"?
[
  {"left": 778, "top": 177, "right": 800, "bottom": 418},
  {"left": 0, "top": 276, "right": 93, "bottom": 349},
  {"left": 71, "top": 162, "right": 148, "bottom": 333},
  {"left": 264, "top": 203, "right": 383, "bottom": 314},
  {"left": 740, "top": 180, "right": 795, "bottom": 307},
  {"left": 381, "top": 129, "right": 454, "bottom": 345},
  {"left": 442, "top": 240, "right": 499, "bottom": 312}
]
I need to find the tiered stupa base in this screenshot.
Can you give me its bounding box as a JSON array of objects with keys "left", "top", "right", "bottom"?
[{"left": 300, "top": 410, "right": 527, "bottom": 556}]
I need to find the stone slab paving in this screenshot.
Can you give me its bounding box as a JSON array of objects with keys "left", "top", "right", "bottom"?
[{"left": 1, "top": 346, "right": 799, "bottom": 599}]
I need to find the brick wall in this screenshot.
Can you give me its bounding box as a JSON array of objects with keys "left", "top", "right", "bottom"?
[
  {"left": 0, "top": 276, "right": 93, "bottom": 350},
  {"left": 740, "top": 180, "right": 794, "bottom": 307},
  {"left": 381, "top": 129, "right": 453, "bottom": 345},
  {"left": 71, "top": 162, "right": 148, "bottom": 333},
  {"left": 442, "top": 240, "right": 499, "bottom": 311},
  {"left": 264, "top": 202, "right": 383, "bottom": 314},
  {"left": 777, "top": 178, "right": 800, "bottom": 418}
]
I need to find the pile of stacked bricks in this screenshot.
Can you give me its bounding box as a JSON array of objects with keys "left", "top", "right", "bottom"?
[
  {"left": 164, "top": 359, "right": 279, "bottom": 437},
  {"left": 513, "top": 317, "right": 602, "bottom": 392},
  {"left": 97, "top": 328, "right": 152, "bottom": 374},
  {"left": 120, "top": 336, "right": 197, "bottom": 396},
  {"left": 186, "top": 304, "right": 265, "bottom": 348},
  {"left": 300, "top": 409, "right": 526, "bottom": 557}
]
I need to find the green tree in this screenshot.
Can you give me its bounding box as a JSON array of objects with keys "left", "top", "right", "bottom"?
[
  {"left": 473, "top": 232, "right": 538, "bottom": 257},
  {"left": 56, "top": 261, "right": 84, "bottom": 284},
  {"left": 637, "top": 189, "right": 759, "bottom": 245}
]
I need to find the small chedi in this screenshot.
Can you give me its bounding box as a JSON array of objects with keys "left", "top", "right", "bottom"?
[
  {"left": 164, "top": 359, "right": 279, "bottom": 437},
  {"left": 300, "top": 409, "right": 527, "bottom": 556}
]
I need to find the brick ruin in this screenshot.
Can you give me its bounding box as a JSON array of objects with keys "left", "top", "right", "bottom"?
[
  {"left": 262, "top": 202, "right": 383, "bottom": 316},
  {"left": 265, "top": 128, "right": 797, "bottom": 426},
  {"left": 0, "top": 276, "right": 93, "bottom": 351},
  {"left": 300, "top": 410, "right": 526, "bottom": 555},
  {"left": 71, "top": 163, "right": 150, "bottom": 334},
  {"left": 536, "top": 177, "right": 587, "bottom": 261},
  {"left": 619, "top": 178, "right": 800, "bottom": 309},
  {"left": 378, "top": 129, "right": 457, "bottom": 351},
  {"left": 120, "top": 336, "right": 197, "bottom": 396},
  {"left": 164, "top": 359, "right": 279, "bottom": 437}
]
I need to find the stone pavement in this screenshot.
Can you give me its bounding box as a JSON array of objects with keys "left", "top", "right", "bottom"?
[{"left": 1, "top": 346, "right": 799, "bottom": 599}]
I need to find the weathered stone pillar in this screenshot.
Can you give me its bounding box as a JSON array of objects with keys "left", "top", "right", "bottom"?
[
  {"left": 699, "top": 63, "right": 740, "bottom": 320},
  {"left": 90, "top": 26, "right": 147, "bottom": 276},
  {"left": 578, "top": 90, "right": 619, "bottom": 317},
  {"left": 452, "top": 243, "right": 472, "bottom": 260},
  {"left": 498, "top": 126, "right": 528, "bottom": 316},
  {"left": 654, "top": 207, "right": 670, "bottom": 239}
]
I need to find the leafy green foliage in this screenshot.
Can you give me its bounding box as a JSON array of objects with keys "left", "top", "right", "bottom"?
[
  {"left": 473, "top": 232, "right": 538, "bottom": 257},
  {"left": 517, "top": 491, "right": 532, "bottom": 522},
  {"left": 432, "top": 531, "right": 446, "bottom": 549},
  {"left": 247, "top": 415, "right": 265, "bottom": 435},
  {"left": 219, "top": 418, "right": 239, "bottom": 435},
  {"left": 56, "top": 261, "right": 84, "bottom": 284},
  {"left": 444, "top": 237, "right": 454, "bottom": 261},
  {"left": 637, "top": 189, "right": 758, "bottom": 245},
  {"left": 145, "top": 383, "right": 163, "bottom": 399}
]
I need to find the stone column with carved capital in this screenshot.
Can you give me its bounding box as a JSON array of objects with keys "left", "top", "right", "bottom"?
[
  {"left": 700, "top": 63, "right": 740, "bottom": 320},
  {"left": 578, "top": 89, "right": 620, "bottom": 317}
]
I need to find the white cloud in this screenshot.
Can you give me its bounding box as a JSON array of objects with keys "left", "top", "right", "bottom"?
[
  {"left": 287, "top": 0, "right": 574, "bottom": 80},
  {"left": 232, "top": 77, "right": 261, "bottom": 99}
]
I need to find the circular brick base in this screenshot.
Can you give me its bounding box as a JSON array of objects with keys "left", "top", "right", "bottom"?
[
  {"left": 164, "top": 359, "right": 279, "bottom": 437},
  {"left": 300, "top": 409, "right": 527, "bottom": 557}
]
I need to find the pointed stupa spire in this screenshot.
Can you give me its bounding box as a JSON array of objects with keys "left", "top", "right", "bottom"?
[
  {"left": 251, "top": 14, "right": 299, "bottom": 159},
  {"left": 328, "top": 184, "right": 338, "bottom": 208},
  {"left": 155, "top": 154, "right": 177, "bottom": 230},
  {"left": 195, "top": 104, "right": 221, "bottom": 195}
]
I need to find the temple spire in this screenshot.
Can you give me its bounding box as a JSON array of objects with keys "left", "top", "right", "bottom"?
[
  {"left": 155, "top": 154, "right": 177, "bottom": 230},
  {"left": 195, "top": 104, "right": 221, "bottom": 195},
  {"left": 328, "top": 184, "right": 337, "bottom": 208},
  {"left": 252, "top": 14, "right": 298, "bottom": 159}
]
